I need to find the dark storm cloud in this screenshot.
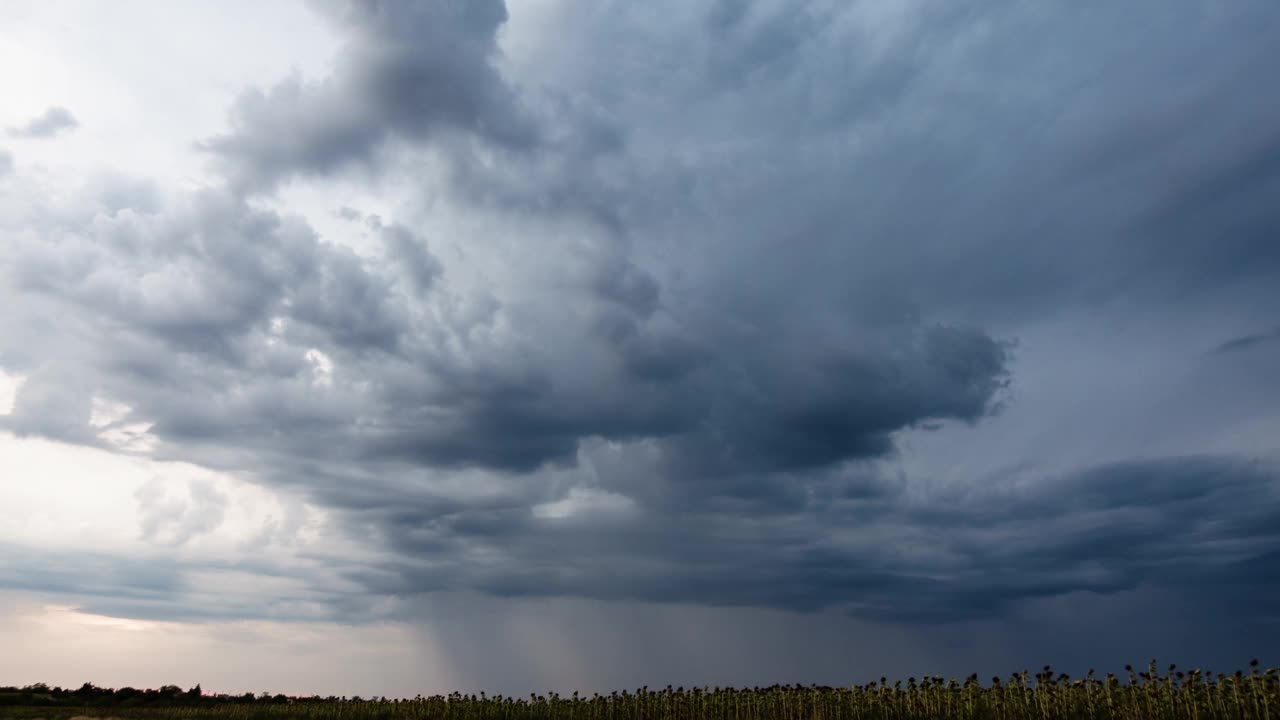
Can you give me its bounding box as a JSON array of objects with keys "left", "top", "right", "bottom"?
[
  {"left": 4, "top": 164, "right": 1009, "bottom": 481},
  {"left": 657, "top": 324, "right": 1010, "bottom": 481},
  {"left": 523, "top": 0, "right": 1280, "bottom": 327},
  {"left": 202, "top": 0, "right": 535, "bottom": 191},
  {"left": 7, "top": 106, "right": 79, "bottom": 138},
  {"left": 347, "top": 453, "right": 1280, "bottom": 623},
  {"left": 3, "top": 0, "right": 1280, "bottom": 633}
]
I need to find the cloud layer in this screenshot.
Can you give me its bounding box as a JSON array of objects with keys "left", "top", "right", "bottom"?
[{"left": 1, "top": 0, "right": 1279, "bottom": 648}]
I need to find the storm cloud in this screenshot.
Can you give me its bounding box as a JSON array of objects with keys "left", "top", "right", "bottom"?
[{"left": 1, "top": 0, "right": 1279, "bottom": 678}]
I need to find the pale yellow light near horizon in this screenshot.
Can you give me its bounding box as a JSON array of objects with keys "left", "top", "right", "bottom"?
[{"left": 0, "top": 592, "right": 459, "bottom": 697}]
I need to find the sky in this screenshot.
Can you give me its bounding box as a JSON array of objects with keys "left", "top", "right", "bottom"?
[{"left": 1, "top": 0, "right": 1279, "bottom": 698}]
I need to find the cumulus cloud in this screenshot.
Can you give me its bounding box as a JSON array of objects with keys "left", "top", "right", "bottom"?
[
  {"left": 1, "top": 0, "right": 1279, "bottom": 643},
  {"left": 0, "top": 172, "right": 1007, "bottom": 491},
  {"left": 201, "top": 0, "right": 535, "bottom": 191},
  {"left": 8, "top": 106, "right": 79, "bottom": 138}
]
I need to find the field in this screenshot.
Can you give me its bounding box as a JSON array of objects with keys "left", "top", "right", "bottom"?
[{"left": 1, "top": 660, "right": 1276, "bottom": 720}]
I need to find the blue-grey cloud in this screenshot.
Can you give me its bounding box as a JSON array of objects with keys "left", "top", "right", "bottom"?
[
  {"left": 1, "top": 0, "right": 1279, "bottom": 643},
  {"left": 346, "top": 453, "right": 1280, "bottom": 623},
  {"left": 201, "top": 0, "right": 535, "bottom": 191},
  {"left": 0, "top": 545, "right": 185, "bottom": 603},
  {"left": 8, "top": 106, "right": 79, "bottom": 139}
]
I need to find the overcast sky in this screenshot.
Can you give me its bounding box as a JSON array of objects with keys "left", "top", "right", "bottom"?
[{"left": 2, "top": 0, "right": 1279, "bottom": 697}]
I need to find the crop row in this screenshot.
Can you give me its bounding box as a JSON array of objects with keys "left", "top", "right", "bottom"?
[{"left": 1, "top": 659, "right": 1276, "bottom": 720}]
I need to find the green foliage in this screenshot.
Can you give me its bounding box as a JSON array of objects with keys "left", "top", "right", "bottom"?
[{"left": 1, "top": 659, "right": 1276, "bottom": 720}]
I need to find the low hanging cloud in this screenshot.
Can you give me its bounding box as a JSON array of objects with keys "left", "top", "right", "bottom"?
[
  {"left": 1, "top": 0, "right": 1279, "bottom": 635},
  {"left": 338, "top": 452, "right": 1280, "bottom": 623},
  {"left": 8, "top": 106, "right": 79, "bottom": 139}
]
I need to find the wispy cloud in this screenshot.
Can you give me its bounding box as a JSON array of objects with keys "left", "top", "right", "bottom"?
[{"left": 1216, "top": 327, "right": 1280, "bottom": 354}]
